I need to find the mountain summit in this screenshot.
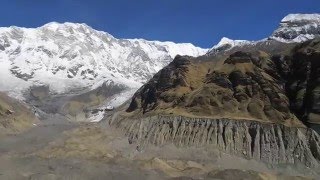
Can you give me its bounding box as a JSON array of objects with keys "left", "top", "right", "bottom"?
[
  {"left": 208, "top": 13, "right": 320, "bottom": 55},
  {"left": 270, "top": 13, "right": 320, "bottom": 42}
]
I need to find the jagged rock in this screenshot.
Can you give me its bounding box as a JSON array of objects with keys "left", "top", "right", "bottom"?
[
  {"left": 5, "top": 109, "right": 14, "bottom": 115},
  {"left": 110, "top": 115, "right": 320, "bottom": 168}
]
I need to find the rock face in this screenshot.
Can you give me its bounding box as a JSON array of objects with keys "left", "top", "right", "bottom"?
[
  {"left": 272, "top": 39, "right": 320, "bottom": 124},
  {"left": 110, "top": 115, "right": 320, "bottom": 168},
  {"left": 127, "top": 55, "right": 192, "bottom": 114}
]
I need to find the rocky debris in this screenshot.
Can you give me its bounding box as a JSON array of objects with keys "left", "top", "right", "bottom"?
[
  {"left": 110, "top": 115, "right": 320, "bottom": 168},
  {"left": 5, "top": 109, "right": 14, "bottom": 115},
  {"left": 207, "top": 169, "right": 264, "bottom": 180},
  {"left": 206, "top": 169, "right": 310, "bottom": 180}
]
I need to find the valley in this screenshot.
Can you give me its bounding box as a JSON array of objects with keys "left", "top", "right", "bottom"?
[
  {"left": 0, "top": 112, "right": 315, "bottom": 179},
  {"left": 0, "top": 13, "right": 319, "bottom": 179}
]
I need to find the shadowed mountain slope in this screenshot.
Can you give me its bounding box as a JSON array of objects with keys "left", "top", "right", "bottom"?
[{"left": 0, "top": 92, "right": 38, "bottom": 136}]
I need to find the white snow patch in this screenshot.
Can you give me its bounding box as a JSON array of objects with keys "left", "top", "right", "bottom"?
[
  {"left": 89, "top": 110, "right": 105, "bottom": 123},
  {"left": 212, "top": 37, "right": 252, "bottom": 49},
  {"left": 106, "top": 89, "right": 138, "bottom": 108},
  {"left": 87, "top": 88, "right": 137, "bottom": 123},
  {"left": 207, "top": 37, "right": 255, "bottom": 54},
  {"left": 282, "top": 14, "right": 320, "bottom": 23}
]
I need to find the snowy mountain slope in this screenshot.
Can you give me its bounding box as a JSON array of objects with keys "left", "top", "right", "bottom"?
[
  {"left": 207, "top": 13, "right": 320, "bottom": 55},
  {"left": 207, "top": 37, "right": 255, "bottom": 55},
  {"left": 270, "top": 13, "right": 320, "bottom": 42},
  {"left": 0, "top": 22, "right": 208, "bottom": 99}
]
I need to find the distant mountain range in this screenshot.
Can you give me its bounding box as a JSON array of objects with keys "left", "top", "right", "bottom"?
[
  {"left": 1, "top": 14, "right": 319, "bottom": 102},
  {"left": 208, "top": 13, "right": 320, "bottom": 54},
  {"left": 0, "top": 13, "right": 319, "bottom": 119}
]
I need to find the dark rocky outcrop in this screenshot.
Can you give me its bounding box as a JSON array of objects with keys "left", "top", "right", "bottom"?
[
  {"left": 224, "top": 51, "right": 253, "bottom": 64},
  {"left": 10, "top": 66, "right": 35, "bottom": 81},
  {"left": 272, "top": 39, "right": 320, "bottom": 124},
  {"left": 127, "top": 55, "right": 191, "bottom": 114}
]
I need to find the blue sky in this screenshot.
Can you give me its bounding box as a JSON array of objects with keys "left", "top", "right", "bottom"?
[{"left": 0, "top": 0, "right": 319, "bottom": 47}]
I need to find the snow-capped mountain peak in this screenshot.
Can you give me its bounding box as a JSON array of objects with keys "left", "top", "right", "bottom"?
[
  {"left": 206, "top": 13, "right": 320, "bottom": 55},
  {"left": 0, "top": 22, "right": 208, "bottom": 99},
  {"left": 41, "top": 22, "right": 86, "bottom": 31},
  {"left": 213, "top": 37, "right": 251, "bottom": 48},
  {"left": 207, "top": 37, "right": 253, "bottom": 54},
  {"left": 40, "top": 22, "right": 115, "bottom": 38},
  {"left": 128, "top": 38, "right": 208, "bottom": 59},
  {"left": 270, "top": 13, "right": 320, "bottom": 42}
]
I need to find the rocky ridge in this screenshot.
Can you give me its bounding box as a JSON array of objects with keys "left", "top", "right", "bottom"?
[
  {"left": 110, "top": 115, "right": 320, "bottom": 168},
  {"left": 208, "top": 14, "right": 320, "bottom": 55}
]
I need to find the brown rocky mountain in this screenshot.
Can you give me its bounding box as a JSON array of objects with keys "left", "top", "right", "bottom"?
[
  {"left": 110, "top": 38, "right": 320, "bottom": 170},
  {"left": 125, "top": 39, "right": 320, "bottom": 127}
]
